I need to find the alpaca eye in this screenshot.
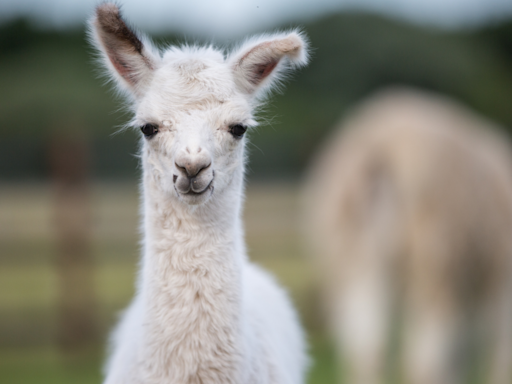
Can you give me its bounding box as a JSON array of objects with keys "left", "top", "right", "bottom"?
[
  {"left": 141, "top": 123, "right": 158, "bottom": 138},
  {"left": 229, "top": 124, "right": 247, "bottom": 138}
]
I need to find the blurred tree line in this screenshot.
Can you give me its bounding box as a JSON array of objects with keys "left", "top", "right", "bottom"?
[{"left": 0, "top": 13, "right": 511, "bottom": 180}]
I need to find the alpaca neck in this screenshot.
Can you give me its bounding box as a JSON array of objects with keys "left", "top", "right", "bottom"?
[
  {"left": 141, "top": 171, "right": 245, "bottom": 275},
  {"left": 138, "top": 170, "right": 245, "bottom": 381}
]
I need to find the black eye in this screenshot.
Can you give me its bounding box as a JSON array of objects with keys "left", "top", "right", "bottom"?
[
  {"left": 229, "top": 124, "right": 247, "bottom": 138},
  {"left": 140, "top": 123, "right": 158, "bottom": 138}
]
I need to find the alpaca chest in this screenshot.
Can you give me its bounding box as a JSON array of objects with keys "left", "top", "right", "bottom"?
[{"left": 139, "top": 261, "right": 243, "bottom": 383}]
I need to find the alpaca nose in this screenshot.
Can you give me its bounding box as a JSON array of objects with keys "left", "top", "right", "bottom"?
[{"left": 175, "top": 158, "right": 211, "bottom": 179}]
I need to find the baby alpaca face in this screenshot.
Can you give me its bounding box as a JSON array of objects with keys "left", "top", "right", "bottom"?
[
  {"left": 90, "top": 3, "right": 308, "bottom": 206},
  {"left": 134, "top": 57, "right": 256, "bottom": 205}
]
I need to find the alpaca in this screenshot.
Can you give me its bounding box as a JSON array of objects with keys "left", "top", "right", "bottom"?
[
  {"left": 304, "top": 88, "right": 512, "bottom": 384},
  {"left": 89, "top": 4, "right": 309, "bottom": 384}
]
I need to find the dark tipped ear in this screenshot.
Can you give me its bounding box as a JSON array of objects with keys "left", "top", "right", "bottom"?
[
  {"left": 89, "top": 3, "right": 159, "bottom": 97},
  {"left": 229, "top": 31, "right": 309, "bottom": 99}
]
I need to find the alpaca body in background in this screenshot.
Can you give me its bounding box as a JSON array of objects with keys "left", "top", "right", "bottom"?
[
  {"left": 305, "top": 88, "right": 512, "bottom": 384},
  {"left": 90, "top": 4, "right": 309, "bottom": 384}
]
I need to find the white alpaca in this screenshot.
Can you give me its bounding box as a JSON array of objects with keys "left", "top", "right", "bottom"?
[
  {"left": 89, "top": 4, "right": 309, "bottom": 384},
  {"left": 304, "top": 88, "right": 512, "bottom": 384}
]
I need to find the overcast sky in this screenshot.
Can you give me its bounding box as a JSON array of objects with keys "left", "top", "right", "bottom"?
[{"left": 1, "top": 0, "right": 511, "bottom": 37}]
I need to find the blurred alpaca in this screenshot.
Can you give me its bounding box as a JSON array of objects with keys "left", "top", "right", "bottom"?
[{"left": 304, "top": 88, "right": 512, "bottom": 384}]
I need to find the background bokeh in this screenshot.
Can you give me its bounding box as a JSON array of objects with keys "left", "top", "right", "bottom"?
[{"left": 1, "top": 0, "right": 512, "bottom": 383}]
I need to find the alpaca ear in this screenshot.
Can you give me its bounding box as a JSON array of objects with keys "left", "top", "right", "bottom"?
[
  {"left": 229, "top": 31, "right": 309, "bottom": 98},
  {"left": 89, "top": 3, "right": 159, "bottom": 97}
]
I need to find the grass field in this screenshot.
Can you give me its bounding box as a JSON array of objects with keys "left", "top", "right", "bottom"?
[{"left": 0, "top": 182, "right": 337, "bottom": 384}]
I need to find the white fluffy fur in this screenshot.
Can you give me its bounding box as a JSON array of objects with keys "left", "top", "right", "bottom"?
[{"left": 90, "top": 4, "right": 309, "bottom": 384}]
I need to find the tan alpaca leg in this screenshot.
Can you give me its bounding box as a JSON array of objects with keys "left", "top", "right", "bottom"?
[
  {"left": 487, "top": 286, "right": 512, "bottom": 384},
  {"left": 334, "top": 273, "right": 391, "bottom": 384},
  {"left": 402, "top": 290, "right": 461, "bottom": 384}
]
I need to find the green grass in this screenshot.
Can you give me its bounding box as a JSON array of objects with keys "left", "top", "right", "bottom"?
[{"left": 0, "top": 348, "right": 103, "bottom": 384}]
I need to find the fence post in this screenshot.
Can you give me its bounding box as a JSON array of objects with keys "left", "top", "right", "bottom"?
[{"left": 49, "top": 132, "right": 96, "bottom": 352}]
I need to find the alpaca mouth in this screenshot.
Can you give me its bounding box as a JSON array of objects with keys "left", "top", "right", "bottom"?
[
  {"left": 183, "top": 179, "right": 214, "bottom": 196},
  {"left": 175, "top": 178, "right": 214, "bottom": 203}
]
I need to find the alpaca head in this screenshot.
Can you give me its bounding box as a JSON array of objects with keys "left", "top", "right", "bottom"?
[{"left": 90, "top": 3, "right": 309, "bottom": 206}]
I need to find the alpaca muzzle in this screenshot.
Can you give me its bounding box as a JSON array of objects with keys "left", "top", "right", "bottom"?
[
  {"left": 173, "top": 160, "right": 214, "bottom": 196},
  {"left": 174, "top": 173, "right": 214, "bottom": 195}
]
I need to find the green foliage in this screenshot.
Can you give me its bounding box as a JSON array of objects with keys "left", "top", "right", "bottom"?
[{"left": 0, "top": 13, "right": 511, "bottom": 179}]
